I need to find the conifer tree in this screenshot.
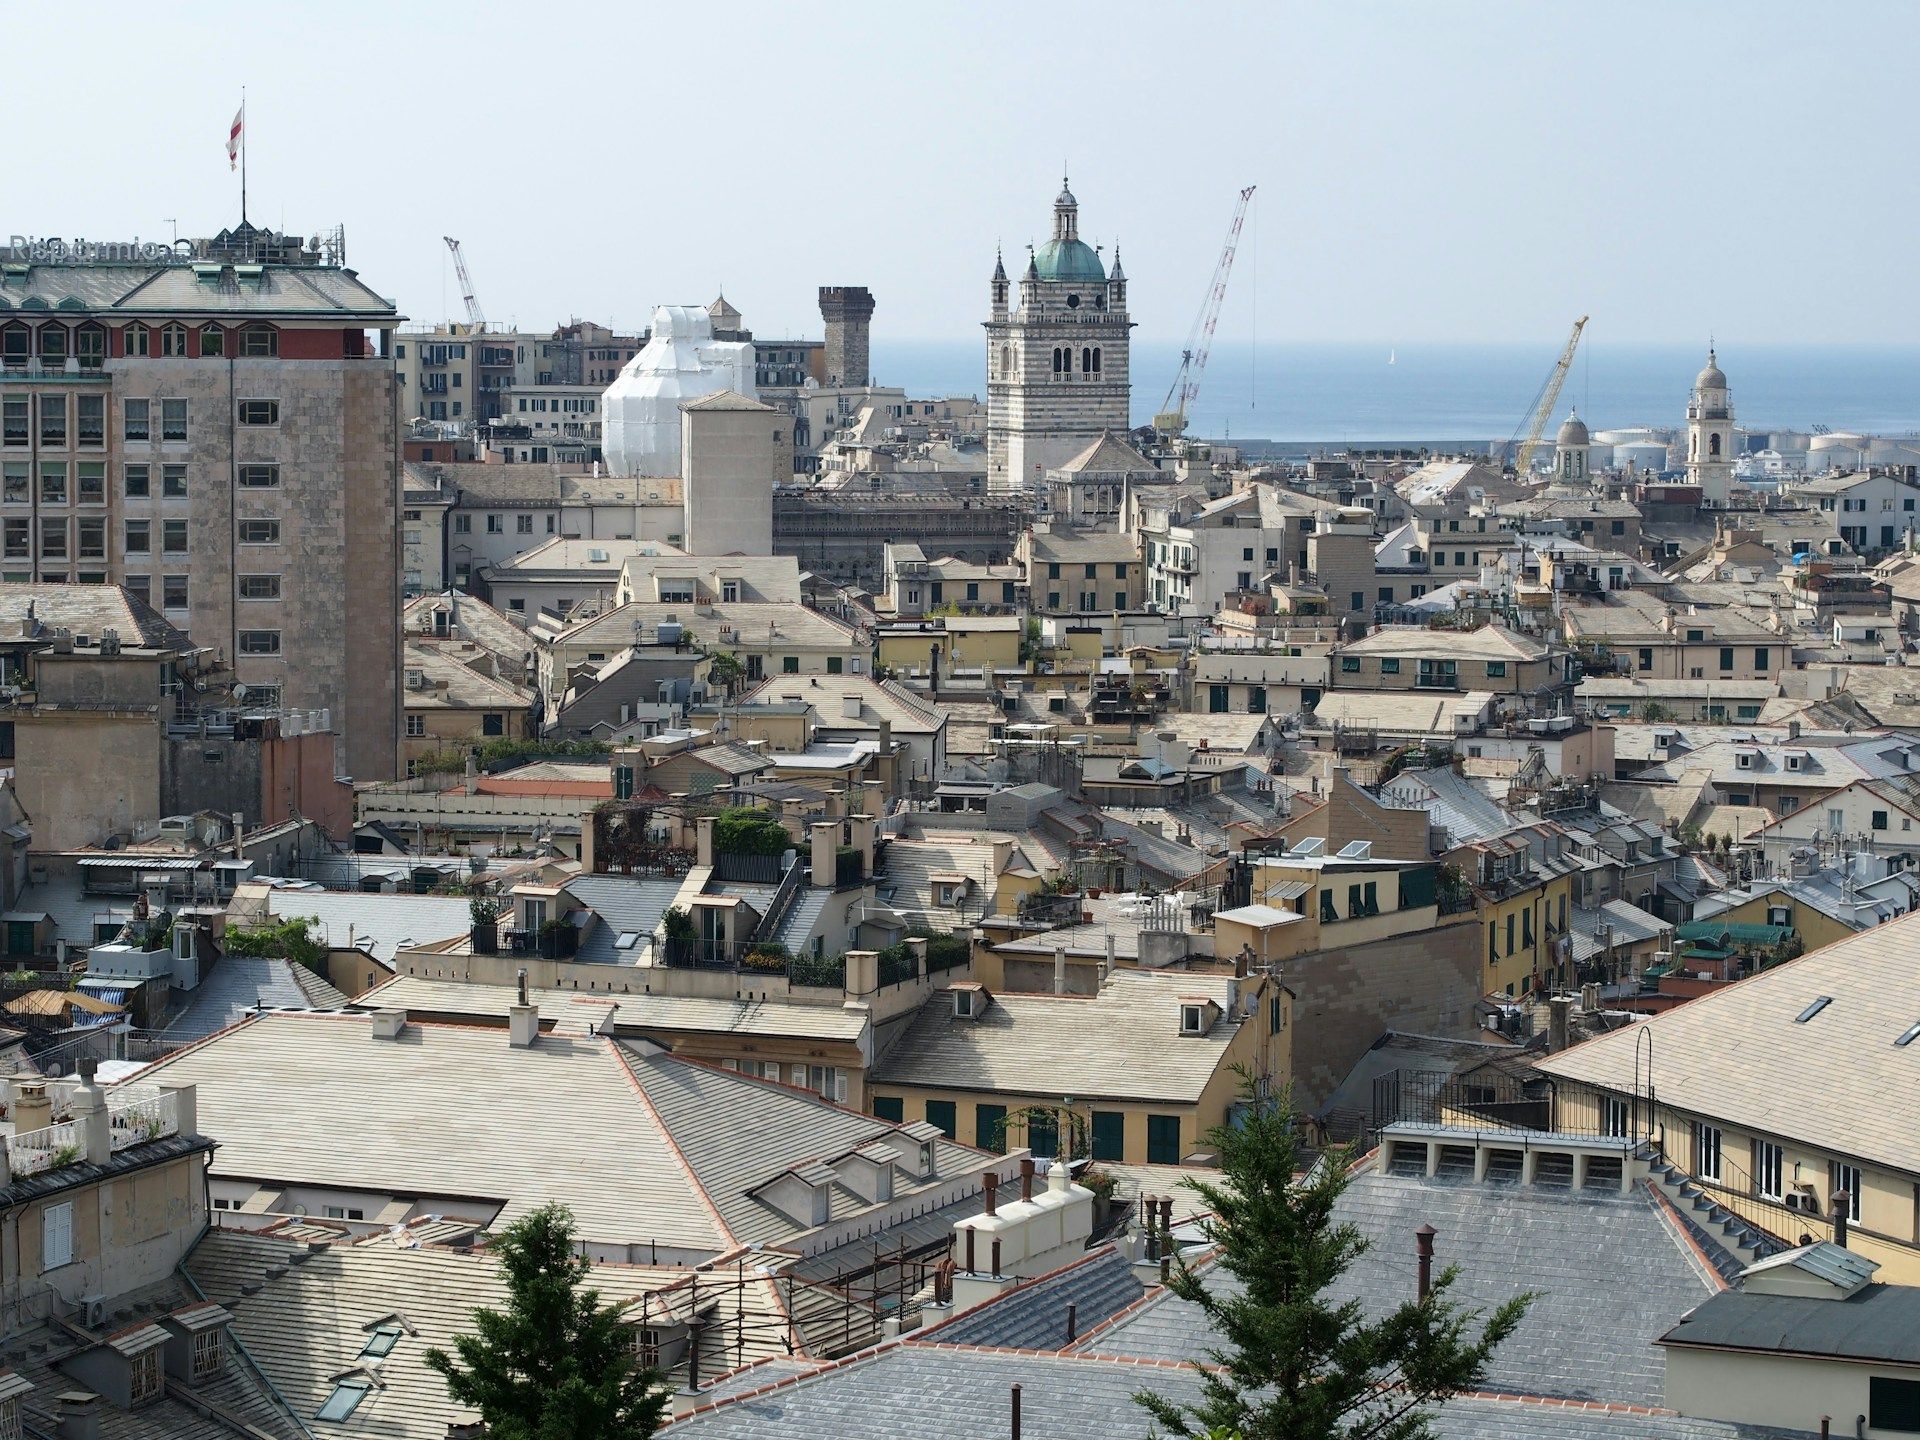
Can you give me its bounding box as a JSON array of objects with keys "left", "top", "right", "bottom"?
[
  {"left": 426, "top": 1203, "right": 669, "bottom": 1440},
  {"left": 1136, "top": 1083, "right": 1531, "bottom": 1440}
]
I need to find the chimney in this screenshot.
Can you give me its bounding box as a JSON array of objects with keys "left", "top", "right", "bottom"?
[
  {"left": 1053, "top": 944, "right": 1067, "bottom": 995},
  {"left": 844, "top": 949, "right": 878, "bottom": 997},
  {"left": 464, "top": 752, "right": 478, "bottom": 796},
  {"left": 1065, "top": 1301, "right": 1078, "bottom": 1343},
  {"left": 696, "top": 815, "right": 716, "bottom": 869},
  {"left": 983, "top": 1170, "right": 999, "bottom": 1217},
  {"left": 1019, "top": 1156, "right": 1035, "bottom": 1202},
  {"left": 1548, "top": 995, "right": 1571, "bottom": 1053},
  {"left": 231, "top": 811, "right": 245, "bottom": 860},
  {"left": 841, "top": 693, "right": 863, "bottom": 721},
  {"left": 1009, "top": 1383, "right": 1021, "bottom": 1440},
  {"left": 369, "top": 1010, "right": 407, "bottom": 1041},
  {"left": 810, "top": 820, "right": 839, "bottom": 887},
  {"left": 510, "top": 968, "right": 539, "bottom": 1047},
  {"left": 1415, "top": 1223, "right": 1437, "bottom": 1300},
  {"left": 1832, "top": 1192, "right": 1851, "bottom": 1250},
  {"left": 71, "top": 1079, "right": 110, "bottom": 1165},
  {"left": 12, "top": 1081, "right": 51, "bottom": 1134},
  {"left": 1787, "top": 720, "right": 1802, "bottom": 741},
  {"left": 56, "top": 1393, "right": 102, "bottom": 1440},
  {"left": 928, "top": 643, "right": 940, "bottom": 699}
]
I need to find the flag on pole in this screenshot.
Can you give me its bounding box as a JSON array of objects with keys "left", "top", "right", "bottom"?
[{"left": 228, "top": 103, "right": 245, "bottom": 171}]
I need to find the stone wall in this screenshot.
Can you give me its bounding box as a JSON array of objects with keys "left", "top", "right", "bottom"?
[{"left": 1284, "top": 914, "right": 1481, "bottom": 1108}]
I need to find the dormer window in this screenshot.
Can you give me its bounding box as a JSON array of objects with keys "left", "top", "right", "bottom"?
[
  {"left": 129, "top": 1348, "right": 162, "bottom": 1406},
  {"left": 1736, "top": 751, "right": 1754, "bottom": 769},
  {"left": 1181, "top": 1004, "right": 1206, "bottom": 1035},
  {"left": 190, "top": 1327, "right": 224, "bottom": 1380},
  {"left": 954, "top": 989, "right": 976, "bottom": 1018}
]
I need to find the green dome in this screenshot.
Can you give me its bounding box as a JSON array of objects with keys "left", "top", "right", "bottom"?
[{"left": 1032, "top": 237, "right": 1105, "bottom": 284}]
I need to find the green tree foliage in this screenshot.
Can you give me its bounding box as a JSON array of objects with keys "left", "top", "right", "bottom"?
[
  {"left": 704, "top": 650, "right": 744, "bottom": 693},
  {"left": 711, "top": 806, "right": 792, "bottom": 857},
  {"left": 424, "top": 1203, "right": 668, "bottom": 1440},
  {"left": 222, "top": 915, "right": 327, "bottom": 976},
  {"left": 1136, "top": 1082, "right": 1532, "bottom": 1440}
]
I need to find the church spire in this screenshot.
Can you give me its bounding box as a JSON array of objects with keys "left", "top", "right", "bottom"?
[{"left": 1053, "top": 174, "right": 1078, "bottom": 243}]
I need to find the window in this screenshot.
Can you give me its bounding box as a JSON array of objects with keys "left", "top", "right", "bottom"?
[
  {"left": 1870, "top": 1377, "right": 1920, "bottom": 1433},
  {"left": 3, "top": 520, "right": 27, "bottom": 559},
  {"left": 871, "top": 1095, "right": 903, "bottom": 1123},
  {"left": 1718, "top": 647, "right": 1734, "bottom": 672},
  {"left": 924, "top": 1099, "right": 956, "bottom": 1139},
  {"left": 826, "top": 655, "right": 843, "bottom": 674},
  {"left": 161, "top": 398, "right": 187, "bottom": 441},
  {"left": 190, "top": 1327, "right": 225, "bottom": 1379},
  {"left": 486, "top": 514, "right": 503, "bottom": 534},
  {"left": 1147, "top": 1114, "right": 1182, "bottom": 1165},
  {"left": 238, "top": 520, "right": 280, "bottom": 544},
  {"left": 40, "top": 1200, "right": 72, "bottom": 1270},
  {"left": 238, "top": 574, "right": 280, "bottom": 599},
  {"left": 1, "top": 463, "right": 23, "bottom": 504},
  {"left": 238, "top": 399, "right": 279, "bottom": 426},
  {"left": 2, "top": 397, "right": 25, "bottom": 447},
  {"left": 405, "top": 713, "right": 426, "bottom": 738},
  {"left": 38, "top": 395, "right": 65, "bottom": 446},
  {"left": 163, "top": 519, "right": 189, "bottom": 554},
  {"left": 124, "top": 463, "right": 150, "bottom": 498},
  {"left": 163, "top": 464, "right": 187, "bottom": 497},
  {"left": 77, "top": 460, "right": 104, "bottom": 503},
  {"left": 163, "top": 575, "right": 189, "bottom": 610},
  {"left": 77, "top": 517, "right": 104, "bottom": 560},
  {"left": 782, "top": 655, "right": 799, "bottom": 674},
  {"left": 1693, "top": 1122, "right": 1723, "bottom": 1182},
  {"left": 125, "top": 324, "right": 150, "bottom": 357},
  {"left": 1754, "top": 647, "right": 1770, "bottom": 672},
  {"left": 1873, "top": 810, "right": 1890, "bottom": 831},
  {"left": 76, "top": 394, "right": 104, "bottom": 447},
  {"left": 1600, "top": 1095, "right": 1629, "bottom": 1138},
  {"left": 359, "top": 1324, "right": 404, "bottom": 1360},
  {"left": 238, "top": 464, "right": 279, "bottom": 488},
  {"left": 129, "top": 1347, "right": 163, "bottom": 1404},
  {"left": 516, "top": 514, "right": 534, "bottom": 534},
  {"left": 324, "top": 1205, "right": 366, "bottom": 1220},
  {"left": 1831, "top": 1161, "right": 1862, "bottom": 1223},
  {"left": 39, "top": 463, "right": 65, "bottom": 505},
  {"left": 1486, "top": 661, "right": 1507, "bottom": 678},
  {"left": 238, "top": 630, "right": 281, "bottom": 655},
  {"left": 479, "top": 712, "right": 506, "bottom": 737},
  {"left": 1754, "top": 1139, "right": 1785, "bottom": 1200},
  {"left": 1340, "top": 657, "right": 1360, "bottom": 673},
  {"left": 976, "top": 1103, "right": 1007, "bottom": 1154},
  {"left": 200, "top": 324, "right": 225, "bottom": 356},
  {"left": 1181, "top": 1004, "right": 1207, "bottom": 1035},
  {"left": 316, "top": 1379, "right": 372, "bottom": 1422},
  {"left": 241, "top": 326, "right": 278, "bottom": 357},
  {"left": 40, "top": 518, "right": 66, "bottom": 560}
]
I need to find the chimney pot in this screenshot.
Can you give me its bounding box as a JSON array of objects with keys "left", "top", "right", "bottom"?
[
  {"left": 1065, "top": 1301, "right": 1078, "bottom": 1342},
  {"left": 983, "top": 1170, "right": 999, "bottom": 1217},
  {"left": 1010, "top": 1383, "right": 1022, "bottom": 1440},
  {"left": 991, "top": 1237, "right": 1001, "bottom": 1276},
  {"left": 1832, "top": 1192, "right": 1851, "bottom": 1250},
  {"left": 1416, "top": 1222, "right": 1437, "bottom": 1300},
  {"left": 1019, "top": 1157, "right": 1035, "bottom": 1203}
]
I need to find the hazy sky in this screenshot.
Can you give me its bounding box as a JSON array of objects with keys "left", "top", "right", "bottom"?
[{"left": 10, "top": 1, "right": 1917, "bottom": 346}]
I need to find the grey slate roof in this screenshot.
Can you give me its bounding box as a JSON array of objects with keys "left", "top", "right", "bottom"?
[
  {"left": 1079, "top": 1170, "right": 1719, "bottom": 1410},
  {"left": 162, "top": 953, "right": 350, "bottom": 1041},
  {"left": 1660, "top": 1282, "right": 1920, "bottom": 1365},
  {"left": 924, "top": 1246, "right": 1143, "bottom": 1351},
  {"left": 564, "top": 873, "right": 685, "bottom": 965},
  {"left": 263, "top": 890, "right": 470, "bottom": 963},
  {"left": 664, "top": 1345, "right": 1794, "bottom": 1439}
]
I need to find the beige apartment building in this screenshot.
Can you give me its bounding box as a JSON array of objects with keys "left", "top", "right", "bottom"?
[
  {"left": 1329, "top": 625, "right": 1567, "bottom": 702},
  {"left": 0, "top": 224, "right": 402, "bottom": 778}
]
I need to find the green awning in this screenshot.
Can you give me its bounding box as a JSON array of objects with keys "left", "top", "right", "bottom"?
[{"left": 1676, "top": 921, "right": 1794, "bottom": 946}]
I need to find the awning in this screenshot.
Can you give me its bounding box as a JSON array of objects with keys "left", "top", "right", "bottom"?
[
  {"left": 0, "top": 912, "right": 48, "bottom": 923},
  {"left": 213, "top": 859, "right": 254, "bottom": 870}
]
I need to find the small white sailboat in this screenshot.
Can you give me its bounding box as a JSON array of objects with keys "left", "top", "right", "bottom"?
[{"left": 1387, "top": 348, "right": 1397, "bottom": 366}]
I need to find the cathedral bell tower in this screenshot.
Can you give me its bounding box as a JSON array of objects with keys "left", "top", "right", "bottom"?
[
  {"left": 1685, "top": 348, "right": 1736, "bottom": 506},
  {"left": 984, "top": 178, "right": 1133, "bottom": 496}
]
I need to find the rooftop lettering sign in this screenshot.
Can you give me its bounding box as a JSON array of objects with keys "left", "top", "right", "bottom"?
[{"left": 4, "top": 236, "right": 196, "bottom": 263}]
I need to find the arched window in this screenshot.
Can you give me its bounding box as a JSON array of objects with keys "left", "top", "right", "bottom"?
[
  {"left": 200, "top": 324, "right": 225, "bottom": 357},
  {"left": 1052, "top": 347, "right": 1063, "bottom": 375},
  {"left": 1000, "top": 344, "right": 1012, "bottom": 379},
  {"left": 1709, "top": 433, "right": 1721, "bottom": 458},
  {"left": 126, "top": 324, "right": 150, "bottom": 357},
  {"left": 76, "top": 324, "right": 106, "bottom": 369},
  {"left": 161, "top": 322, "right": 188, "bottom": 357},
  {"left": 1081, "top": 347, "right": 1092, "bottom": 375},
  {"left": 1092, "top": 347, "right": 1102, "bottom": 373},
  {"left": 37, "top": 325, "right": 69, "bottom": 366},
  {"left": 240, "top": 324, "right": 278, "bottom": 357}
]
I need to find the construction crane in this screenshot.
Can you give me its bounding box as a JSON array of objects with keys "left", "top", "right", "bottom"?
[
  {"left": 443, "top": 236, "right": 487, "bottom": 330},
  {"left": 1154, "top": 185, "right": 1256, "bottom": 439},
  {"left": 1507, "top": 314, "right": 1588, "bottom": 479}
]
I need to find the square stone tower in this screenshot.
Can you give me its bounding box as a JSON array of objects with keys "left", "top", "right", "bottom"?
[{"left": 818, "top": 287, "right": 875, "bottom": 388}]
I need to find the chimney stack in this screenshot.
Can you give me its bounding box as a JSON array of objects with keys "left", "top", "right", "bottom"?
[
  {"left": 983, "top": 1170, "right": 999, "bottom": 1217},
  {"left": 509, "top": 971, "right": 539, "bottom": 1047},
  {"left": 810, "top": 820, "right": 839, "bottom": 888},
  {"left": 1416, "top": 1223, "right": 1437, "bottom": 1300},
  {"left": 1832, "top": 1192, "right": 1851, "bottom": 1250},
  {"left": 1008, "top": 1383, "right": 1022, "bottom": 1440},
  {"left": 1065, "top": 1301, "right": 1078, "bottom": 1343},
  {"left": 1019, "top": 1157, "right": 1035, "bottom": 1202},
  {"left": 1053, "top": 944, "right": 1067, "bottom": 995},
  {"left": 56, "top": 1393, "right": 102, "bottom": 1440},
  {"left": 1548, "top": 995, "right": 1572, "bottom": 1053}
]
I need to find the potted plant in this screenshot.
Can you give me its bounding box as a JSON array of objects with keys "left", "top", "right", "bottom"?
[
  {"left": 661, "top": 906, "right": 697, "bottom": 966},
  {"left": 469, "top": 896, "right": 503, "bottom": 955},
  {"left": 1079, "top": 1165, "right": 1118, "bottom": 1225}
]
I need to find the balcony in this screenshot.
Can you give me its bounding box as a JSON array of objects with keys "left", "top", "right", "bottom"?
[{"left": 6, "top": 1085, "right": 182, "bottom": 1180}]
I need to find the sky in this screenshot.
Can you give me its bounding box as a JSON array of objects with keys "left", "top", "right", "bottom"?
[{"left": 8, "top": 1, "right": 1918, "bottom": 347}]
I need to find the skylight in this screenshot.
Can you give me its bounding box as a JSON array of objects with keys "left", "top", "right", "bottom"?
[
  {"left": 358, "top": 1324, "right": 403, "bottom": 1359},
  {"left": 614, "top": 931, "right": 641, "bottom": 951},
  {"left": 1896, "top": 1021, "right": 1920, "bottom": 1048},
  {"left": 316, "top": 1378, "right": 371, "bottom": 1421},
  {"left": 1794, "top": 996, "right": 1834, "bottom": 1024}
]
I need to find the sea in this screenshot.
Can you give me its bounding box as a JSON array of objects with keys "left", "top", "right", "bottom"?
[{"left": 873, "top": 340, "right": 1920, "bottom": 452}]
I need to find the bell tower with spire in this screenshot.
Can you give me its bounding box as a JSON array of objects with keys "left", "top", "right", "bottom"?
[
  {"left": 985, "top": 177, "right": 1133, "bottom": 495},
  {"left": 1685, "top": 347, "right": 1736, "bottom": 505}
]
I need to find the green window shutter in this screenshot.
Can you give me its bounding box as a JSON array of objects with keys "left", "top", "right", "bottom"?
[
  {"left": 1147, "top": 1115, "right": 1182, "bottom": 1165},
  {"left": 924, "top": 1099, "right": 956, "bottom": 1140},
  {"left": 975, "top": 1104, "right": 1007, "bottom": 1153},
  {"left": 1026, "top": 1109, "right": 1058, "bottom": 1159},
  {"left": 872, "top": 1095, "right": 903, "bottom": 1123},
  {"left": 1090, "top": 1110, "right": 1125, "bottom": 1161}
]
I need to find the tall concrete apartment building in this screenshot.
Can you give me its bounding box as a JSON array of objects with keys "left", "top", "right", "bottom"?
[
  {"left": 0, "top": 224, "right": 403, "bottom": 779},
  {"left": 985, "top": 180, "right": 1132, "bottom": 494}
]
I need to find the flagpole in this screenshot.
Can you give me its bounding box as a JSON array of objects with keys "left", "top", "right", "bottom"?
[{"left": 240, "top": 86, "right": 248, "bottom": 225}]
